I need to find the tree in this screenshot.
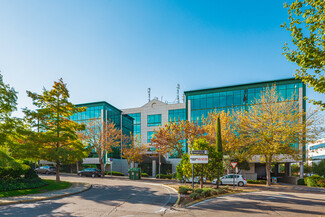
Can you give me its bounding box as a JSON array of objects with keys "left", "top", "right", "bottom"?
[
  {"left": 191, "top": 138, "right": 221, "bottom": 189},
  {"left": 80, "top": 118, "right": 121, "bottom": 177},
  {"left": 122, "top": 135, "right": 147, "bottom": 168},
  {"left": 152, "top": 120, "right": 204, "bottom": 158},
  {"left": 282, "top": 0, "right": 325, "bottom": 108},
  {"left": 0, "top": 73, "right": 18, "bottom": 147},
  {"left": 203, "top": 111, "right": 245, "bottom": 173},
  {"left": 215, "top": 116, "right": 223, "bottom": 188},
  {"left": 235, "top": 86, "right": 306, "bottom": 186},
  {"left": 176, "top": 153, "right": 192, "bottom": 183},
  {"left": 23, "top": 78, "right": 88, "bottom": 182},
  {"left": 313, "top": 159, "right": 325, "bottom": 177}
]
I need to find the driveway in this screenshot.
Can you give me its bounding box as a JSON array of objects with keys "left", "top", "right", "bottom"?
[{"left": 0, "top": 174, "right": 178, "bottom": 217}]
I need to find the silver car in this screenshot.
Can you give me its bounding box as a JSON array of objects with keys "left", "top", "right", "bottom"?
[
  {"left": 212, "top": 174, "right": 247, "bottom": 186},
  {"left": 35, "top": 166, "right": 56, "bottom": 174}
]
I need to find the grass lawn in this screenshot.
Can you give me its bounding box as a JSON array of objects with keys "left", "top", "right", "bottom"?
[{"left": 0, "top": 179, "right": 72, "bottom": 198}]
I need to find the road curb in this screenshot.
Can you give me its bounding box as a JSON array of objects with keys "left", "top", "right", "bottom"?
[
  {"left": 0, "top": 182, "right": 92, "bottom": 206},
  {"left": 185, "top": 190, "right": 255, "bottom": 208},
  {"left": 162, "top": 184, "right": 180, "bottom": 207}
]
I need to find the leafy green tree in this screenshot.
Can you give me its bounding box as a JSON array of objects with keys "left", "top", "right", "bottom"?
[
  {"left": 215, "top": 116, "right": 223, "bottom": 188},
  {"left": 176, "top": 153, "right": 192, "bottom": 183},
  {"left": 0, "top": 73, "right": 18, "bottom": 147},
  {"left": 313, "top": 159, "right": 325, "bottom": 177},
  {"left": 282, "top": 0, "right": 325, "bottom": 108},
  {"left": 23, "top": 78, "right": 88, "bottom": 182},
  {"left": 192, "top": 138, "right": 222, "bottom": 188}
]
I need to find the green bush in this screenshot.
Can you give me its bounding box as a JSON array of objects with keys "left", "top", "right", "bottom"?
[
  {"left": 317, "top": 180, "right": 325, "bottom": 188},
  {"left": 247, "top": 180, "right": 267, "bottom": 184},
  {"left": 297, "top": 178, "right": 305, "bottom": 185},
  {"left": 304, "top": 175, "right": 325, "bottom": 187},
  {"left": 201, "top": 188, "right": 213, "bottom": 197},
  {"left": 104, "top": 171, "right": 124, "bottom": 176},
  {"left": 156, "top": 174, "right": 172, "bottom": 179},
  {"left": 190, "top": 192, "right": 200, "bottom": 200},
  {"left": 141, "top": 173, "right": 149, "bottom": 177},
  {"left": 194, "top": 188, "right": 203, "bottom": 194},
  {"left": 0, "top": 178, "right": 46, "bottom": 191},
  {"left": 24, "top": 168, "right": 39, "bottom": 179},
  {"left": 178, "top": 186, "right": 193, "bottom": 194}
]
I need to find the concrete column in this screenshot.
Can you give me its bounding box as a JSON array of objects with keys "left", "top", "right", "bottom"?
[
  {"left": 131, "top": 161, "right": 135, "bottom": 168},
  {"left": 299, "top": 162, "right": 304, "bottom": 178},
  {"left": 274, "top": 164, "right": 279, "bottom": 176},
  {"left": 285, "top": 163, "right": 291, "bottom": 176},
  {"left": 152, "top": 160, "right": 156, "bottom": 178}
]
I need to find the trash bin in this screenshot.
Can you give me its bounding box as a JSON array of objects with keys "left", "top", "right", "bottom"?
[{"left": 128, "top": 168, "right": 141, "bottom": 180}]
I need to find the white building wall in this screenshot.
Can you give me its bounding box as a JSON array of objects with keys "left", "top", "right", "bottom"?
[{"left": 307, "top": 138, "right": 325, "bottom": 164}]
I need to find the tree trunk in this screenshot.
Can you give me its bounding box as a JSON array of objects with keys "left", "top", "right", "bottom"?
[
  {"left": 217, "top": 169, "right": 220, "bottom": 189},
  {"left": 99, "top": 158, "right": 105, "bottom": 177},
  {"left": 76, "top": 161, "right": 79, "bottom": 173},
  {"left": 56, "top": 161, "right": 60, "bottom": 182},
  {"left": 266, "top": 161, "right": 271, "bottom": 186}
]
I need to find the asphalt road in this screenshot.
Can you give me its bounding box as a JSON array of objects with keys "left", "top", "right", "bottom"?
[
  {"left": 0, "top": 174, "right": 178, "bottom": 217},
  {"left": 1, "top": 174, "right": 325, "bottom": 217}
]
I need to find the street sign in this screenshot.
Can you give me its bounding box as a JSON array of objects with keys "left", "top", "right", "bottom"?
[
  {"left": 190, "top": 155, "right": 209, "bottom": 164},
  {"left": 230, "top": 162, "right": 238, "bottom": 169},
  {"left": 110, "top": 158, "right": 113, "bottom": 162},
  {"left": 191, "top": 150, "right": 209, "bottom": 155}
]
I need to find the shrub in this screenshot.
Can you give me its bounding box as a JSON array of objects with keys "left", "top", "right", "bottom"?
[
  {"left": 24, "top": 168, "right": 39, "bottom": 179},
  {"left": 141, "top": 173, "right": 149, "bottom": 177},
  {"left": 104, "top": 171, "right": 124, "bottom": 176},
  {"left": 194, "top": 188, "right": 203, "bottom": 194},
  {"left": 297, "top": 178, "right": 305, "bottom": 185},
  {"left": 190, "top": 192, "right": 200, "bottom": 200},
  {"left": 247, "top": 180, "right": 266, "bottom": 184},
  {"left": 317, "top": 180, "right": 325, "bottom": 188},
  {"left": 156, "top": 174, "right": 172, "bottom": 179},
  {"left": 201, "top": 188, "right": 213, "bottom": 197},
  {"left": 304, "top": 175, "right": 324, "bottom": 187},
  {"left": 178, "top": 186, "right": 193, "bottom": 194},
  {"left": 0, "top": 178, "right": 46, "bottom": 191}
]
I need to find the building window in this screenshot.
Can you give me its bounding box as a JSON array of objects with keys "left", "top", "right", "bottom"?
[
  {"left": 128, "top": 113, "right": 141, "bottom": 136},
  {"left": 169, "top": 109, "right": 186, "bottom": 123},
  {"left": 147, "top": 131, "right": 155, "bottom": 143},
  {"left": 147, "top": 114, "right": 161, "bottom": 127}
]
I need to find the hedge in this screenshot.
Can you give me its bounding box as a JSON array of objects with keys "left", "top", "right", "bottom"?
[
  {"left": 304, "top": 175, "right": 325, "bottom": 187},
  {"left": 179, "top": 186, "right": 193, "bottom": 194},
  {"left": 104, "top": 171, "right": 125, "bottom": 176},
  {"left": 297, "top": 178, "right": 305, "bottom": 185},
  {"left": 156, "top": 174, "right": 172, "bottom": 179},
  {"left": 247, "top": 180, "right": 267, "bottom": 184},
  {"left": 0, "top": 178, "right": 46, "bottom": 192},
  {"left": 141, "top": 173, "right": 149, "bottom": 177}
]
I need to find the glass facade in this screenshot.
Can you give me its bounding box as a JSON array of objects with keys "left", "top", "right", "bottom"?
[
  {"left": 169, "top": 109, "right": 186, "bottom": 123},
  {"left": 147, "top": 131, "right": 155, "bottom": 143},
  {"left": 186, "top": 80, "right": 304, "bottom": 125},
  {"left": 70, "top": 101, "right": 133, "bottom": 159},
  {"left": 147, "top": 114, "right": 161, "bottom": 127},
  {"left": 128, "top": 113, "right": 141, "bottom": 136}
]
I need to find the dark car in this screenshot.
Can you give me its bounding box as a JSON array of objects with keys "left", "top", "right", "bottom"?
[
  {"left": 35, "top": 166, "right": 56, "bottom": 174},
  {"left": 78, "top": 168, "right": 101, "bottom": 177}
]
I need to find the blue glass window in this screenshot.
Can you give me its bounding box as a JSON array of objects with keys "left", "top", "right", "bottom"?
[{"left": 147, "top": 114, "right": 161, "bottom": 127}]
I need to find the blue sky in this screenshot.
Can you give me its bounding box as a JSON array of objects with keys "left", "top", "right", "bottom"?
[{"left": 0, "top": 0, "right": 323, "bottom": 117}]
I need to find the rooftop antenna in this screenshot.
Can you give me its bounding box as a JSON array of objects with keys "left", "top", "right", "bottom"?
[
  {"left": 182, "top": 93, "right": 185, "bottom": 103},
  {"left": 148, "top": 88, "right": 151, "bottom": 102},
  {"left": 177, "top": 83, "right": 180, "bottom": 103}
]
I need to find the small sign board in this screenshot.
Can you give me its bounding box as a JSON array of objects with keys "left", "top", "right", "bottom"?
[
  {"left": 190, "top": 155, "right": 209, "bottom": 164},
  {"left": 231, "top": 162, "right": 238, "bottom": 169},
  {"left": 191, "top": 150, "right": 209, "bottom": 155},
  {"left": 110, "top": 158, "right": 113, "bottom": 162}
]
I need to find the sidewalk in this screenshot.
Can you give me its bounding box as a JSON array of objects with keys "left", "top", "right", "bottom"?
[{"left": 0, "top": 182, "right": 91, "bottom": 206}]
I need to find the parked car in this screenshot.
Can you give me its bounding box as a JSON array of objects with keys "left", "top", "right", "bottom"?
[
  {"left": 212, "top": 174, "right": 247, "bottom": 187},
  {"left": 35, "top": 166, "right": 56, "bottom": 174},
  {"left": 180, "top": 176, "right": 207, "bottom": 184},
  {"left": 78, "top": 168, "right": 101, "bottom": 177}
]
